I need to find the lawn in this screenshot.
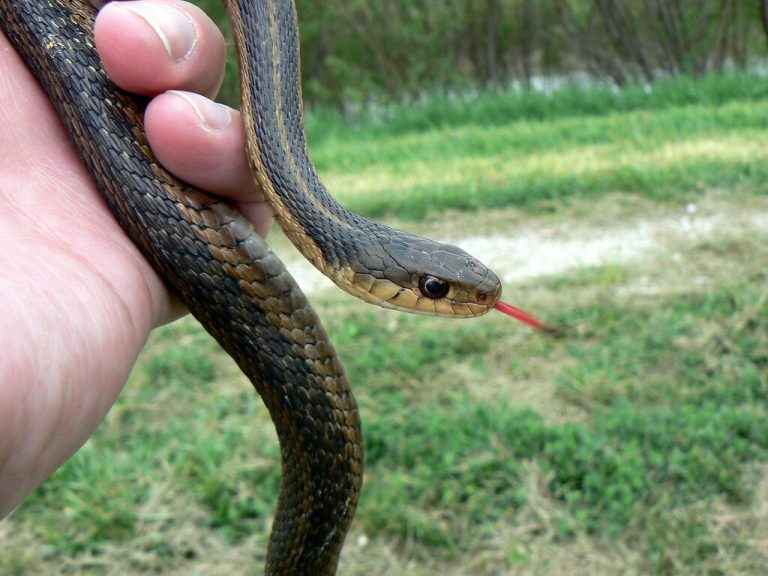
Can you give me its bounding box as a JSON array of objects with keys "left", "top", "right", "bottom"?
[{"left": 3, "top": 74, "right": 767, "bottom": 575}]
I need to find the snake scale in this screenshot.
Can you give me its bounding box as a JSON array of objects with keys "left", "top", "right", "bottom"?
[{"left": 0, "top": 0, "right": 546, "bottom": 573}]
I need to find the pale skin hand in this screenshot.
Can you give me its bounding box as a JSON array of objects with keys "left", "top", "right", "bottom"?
[{"left": 0, "top": 0, "right": 272, "bottom": 517}]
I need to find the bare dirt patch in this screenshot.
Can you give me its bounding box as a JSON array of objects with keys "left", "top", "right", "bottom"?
[{"left": 276, "top": 195, "right": 768, "bottom": 298}]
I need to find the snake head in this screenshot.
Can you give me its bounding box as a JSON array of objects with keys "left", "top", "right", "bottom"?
[{"left": 340, "top": 234, "right": 502, "bottom": 318}]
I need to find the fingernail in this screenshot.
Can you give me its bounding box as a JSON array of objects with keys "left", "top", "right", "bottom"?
[
  {"left": 167, "top": 91, "right": 232, "bottom": 130},
  {"left": 121, "top": 1, "right": 198, "bottom": 62}
]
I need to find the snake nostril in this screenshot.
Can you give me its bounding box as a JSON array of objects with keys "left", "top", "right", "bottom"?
[{"left": 480, "top": 281, "right": 502, "bottom": 305}]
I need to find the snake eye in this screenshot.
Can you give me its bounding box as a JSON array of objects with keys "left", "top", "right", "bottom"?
[{"left": 419, "top": 275, "right": 450, "bottom": 300}]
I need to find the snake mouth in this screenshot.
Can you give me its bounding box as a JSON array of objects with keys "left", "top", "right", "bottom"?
[
  {"left": 331, "top": 271, "right": 495, "bottom": 318},
  {"left": 365, "top": 288, "right": 496, "bottom": 318}
]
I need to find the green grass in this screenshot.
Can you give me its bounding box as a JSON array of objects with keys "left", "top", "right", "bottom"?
[
  {"left": 307, "top": 83, "right": 768, "bottom": 220},
  {"left": 4, "top": 74, "right": 768, "bottom": 575},
  {"left": 8, "top": 258, "right": 767, "bottom": 574},
  {"left": 306, "top": 72, "right": 768, "bottom": 142},
  {"left": 334, "top": 271, "right": 768, "bottom": 552}
]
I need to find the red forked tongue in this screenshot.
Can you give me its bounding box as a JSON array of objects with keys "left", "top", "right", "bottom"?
[{"left": 494, "top": 301, "right": 560, "bottom": 335}]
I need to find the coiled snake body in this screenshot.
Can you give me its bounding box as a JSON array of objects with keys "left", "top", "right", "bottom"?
[{"left": 0, "top": 0, "right": 516, "bottom": 573}]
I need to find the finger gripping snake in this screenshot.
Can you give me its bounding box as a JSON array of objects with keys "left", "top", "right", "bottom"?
[{"left": 0, "top": 0, "right": 508, "bottom": 573}]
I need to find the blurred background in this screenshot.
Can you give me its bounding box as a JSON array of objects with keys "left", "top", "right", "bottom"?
[
  {"left": 214, "top": 0, "right": 768, "bottom": 109},
  {"left": 4, "top": 1, "right": 768, "bottom": 574}
]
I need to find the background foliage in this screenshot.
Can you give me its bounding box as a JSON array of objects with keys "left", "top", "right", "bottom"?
[{"left": 198, "top": 0, "right": 768, "bottom": 108}]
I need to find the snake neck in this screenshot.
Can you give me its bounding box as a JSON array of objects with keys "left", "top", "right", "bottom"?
[{"left": 227, "top": 0, "right": 390, "bottom": 275}]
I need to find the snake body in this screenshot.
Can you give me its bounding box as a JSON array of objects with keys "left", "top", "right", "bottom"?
[{"left": 0, "top": 0, "right": 503, "bottom": 573}]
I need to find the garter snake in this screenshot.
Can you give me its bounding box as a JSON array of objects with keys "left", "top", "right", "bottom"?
[{"left": 0, "top": 0, "right": 546, "bottom": 573}]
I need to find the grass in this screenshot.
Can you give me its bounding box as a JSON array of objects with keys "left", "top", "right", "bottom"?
[
  {"left": 312, "top": 98, "right": 768, "bottom": 220},
  {"left": 3, "top": 74, "right": 768, "bottom": 575},
  {"left": 305, "top": 72, "right": 768, "bottom": 141}
]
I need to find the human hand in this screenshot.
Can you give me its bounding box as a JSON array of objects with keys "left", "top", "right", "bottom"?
[{"left": 0, "top": 0, "right": 270, "bottom": 516}]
